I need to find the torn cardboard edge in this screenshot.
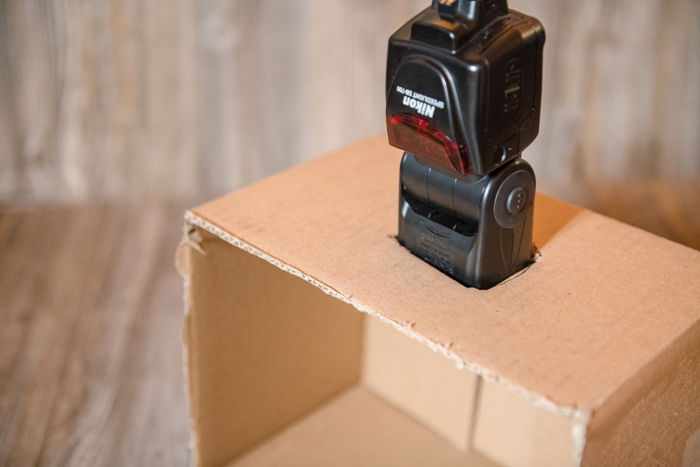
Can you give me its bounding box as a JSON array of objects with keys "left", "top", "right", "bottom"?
[
  {"left": 182, "top": 210, "right": 592, "bottom": 463},
  {"left": 188, "top": 135, "right": 700, "bottom": 409},
  {"left": 176, "top": 226, "right": 201, "bottom": 466}
]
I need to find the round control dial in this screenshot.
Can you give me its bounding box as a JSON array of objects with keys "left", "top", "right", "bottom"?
[
  {"left": 506, "top": 187, "right": 527, "bottom": 214},
  {"left": 493, "top": 170, "right": 535, "bottom": 228}
]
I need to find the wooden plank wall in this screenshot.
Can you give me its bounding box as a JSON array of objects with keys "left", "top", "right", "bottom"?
[{"left": 0, "top": 0, "right": 698, "bottom": 203}]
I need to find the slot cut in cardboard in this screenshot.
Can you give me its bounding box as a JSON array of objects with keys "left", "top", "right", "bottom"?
[{"left": 177, "top": 136, "right": 700, "bottom": 467}]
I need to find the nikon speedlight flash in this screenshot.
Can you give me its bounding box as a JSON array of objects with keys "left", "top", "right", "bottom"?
[{"left": 386, "top": 0, "right": 545, "bottom": 289}]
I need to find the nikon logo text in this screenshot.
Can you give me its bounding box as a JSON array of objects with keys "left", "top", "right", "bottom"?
[{"left": 402, "top": 96, "right": 436, "bottom": 118}]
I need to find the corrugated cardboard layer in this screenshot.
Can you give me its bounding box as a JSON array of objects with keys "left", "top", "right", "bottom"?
[{"left": 189, "top": 135, "right": 700, "bottom": 415}]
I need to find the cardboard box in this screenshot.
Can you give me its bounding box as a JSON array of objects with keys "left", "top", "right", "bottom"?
[{"left": 177, "top": 136, "right": 700, "bottom": 467}]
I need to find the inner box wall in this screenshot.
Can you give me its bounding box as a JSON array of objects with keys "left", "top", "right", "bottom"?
[
  {"left": 361, "top": 317, "right": 480, "bottom": 450},
  {"left": 184, "top": 230, "right": 364, "bottom": 467}
]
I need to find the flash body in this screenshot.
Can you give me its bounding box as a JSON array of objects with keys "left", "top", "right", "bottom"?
[{"left": 386, "top": 0, "right": 545, "bottom": 289}]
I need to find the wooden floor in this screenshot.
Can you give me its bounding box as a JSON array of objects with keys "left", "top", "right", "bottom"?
[
  {"left": 0, "top": 204, "right": 190, "bottom": 467},
  {"left": 0, "top": 180, "right": 698, "bottom": 467}
]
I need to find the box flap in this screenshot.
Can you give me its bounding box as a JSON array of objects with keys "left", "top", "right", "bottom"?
[{"left": 187, "top": 135, "right": 700, "bottom": 418}]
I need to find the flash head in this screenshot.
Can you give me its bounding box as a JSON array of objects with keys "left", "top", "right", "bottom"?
[{"left": 386, "top": 0, "right": 544, "bottom": 176}]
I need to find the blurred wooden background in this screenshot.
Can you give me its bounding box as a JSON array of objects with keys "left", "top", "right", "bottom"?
[{"left": 1, "top": 0, "right": 698, "bottom": 203}]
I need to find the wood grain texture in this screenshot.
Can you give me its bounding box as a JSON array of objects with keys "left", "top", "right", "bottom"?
[
  {"left": 0, "top": 0, "right": 699, "bottom": 203},
  {"left": 0, "top": 204, "right": 189, "bottom": 467}
]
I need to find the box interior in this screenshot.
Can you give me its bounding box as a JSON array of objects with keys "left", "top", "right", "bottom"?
[{"left": 182, "top": 229, "right": 577, "bottom": 467}]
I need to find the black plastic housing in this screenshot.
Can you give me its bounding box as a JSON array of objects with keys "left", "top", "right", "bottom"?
[{"left": 386, "top": 0, "right": 545, "bottom": 289}]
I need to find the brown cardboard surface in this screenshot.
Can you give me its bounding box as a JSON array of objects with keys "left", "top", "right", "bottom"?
[
  {"left": 180, "top": 230, "right": 363, "bottom": 467},
  {"left": 228, "top": 386, "right": 497, "bottom": 467},
  {"left": 581, "top": 317, "right": 700, "bottom": 466},
  {"left": 188, "top": 135, "right": 700, "bottom": 415},
  {"left": 362, "top": 316, "right": 479, "bottom": 450},
  {"left": 474, "top": 380, "right": 575, "bottom": 467}
]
